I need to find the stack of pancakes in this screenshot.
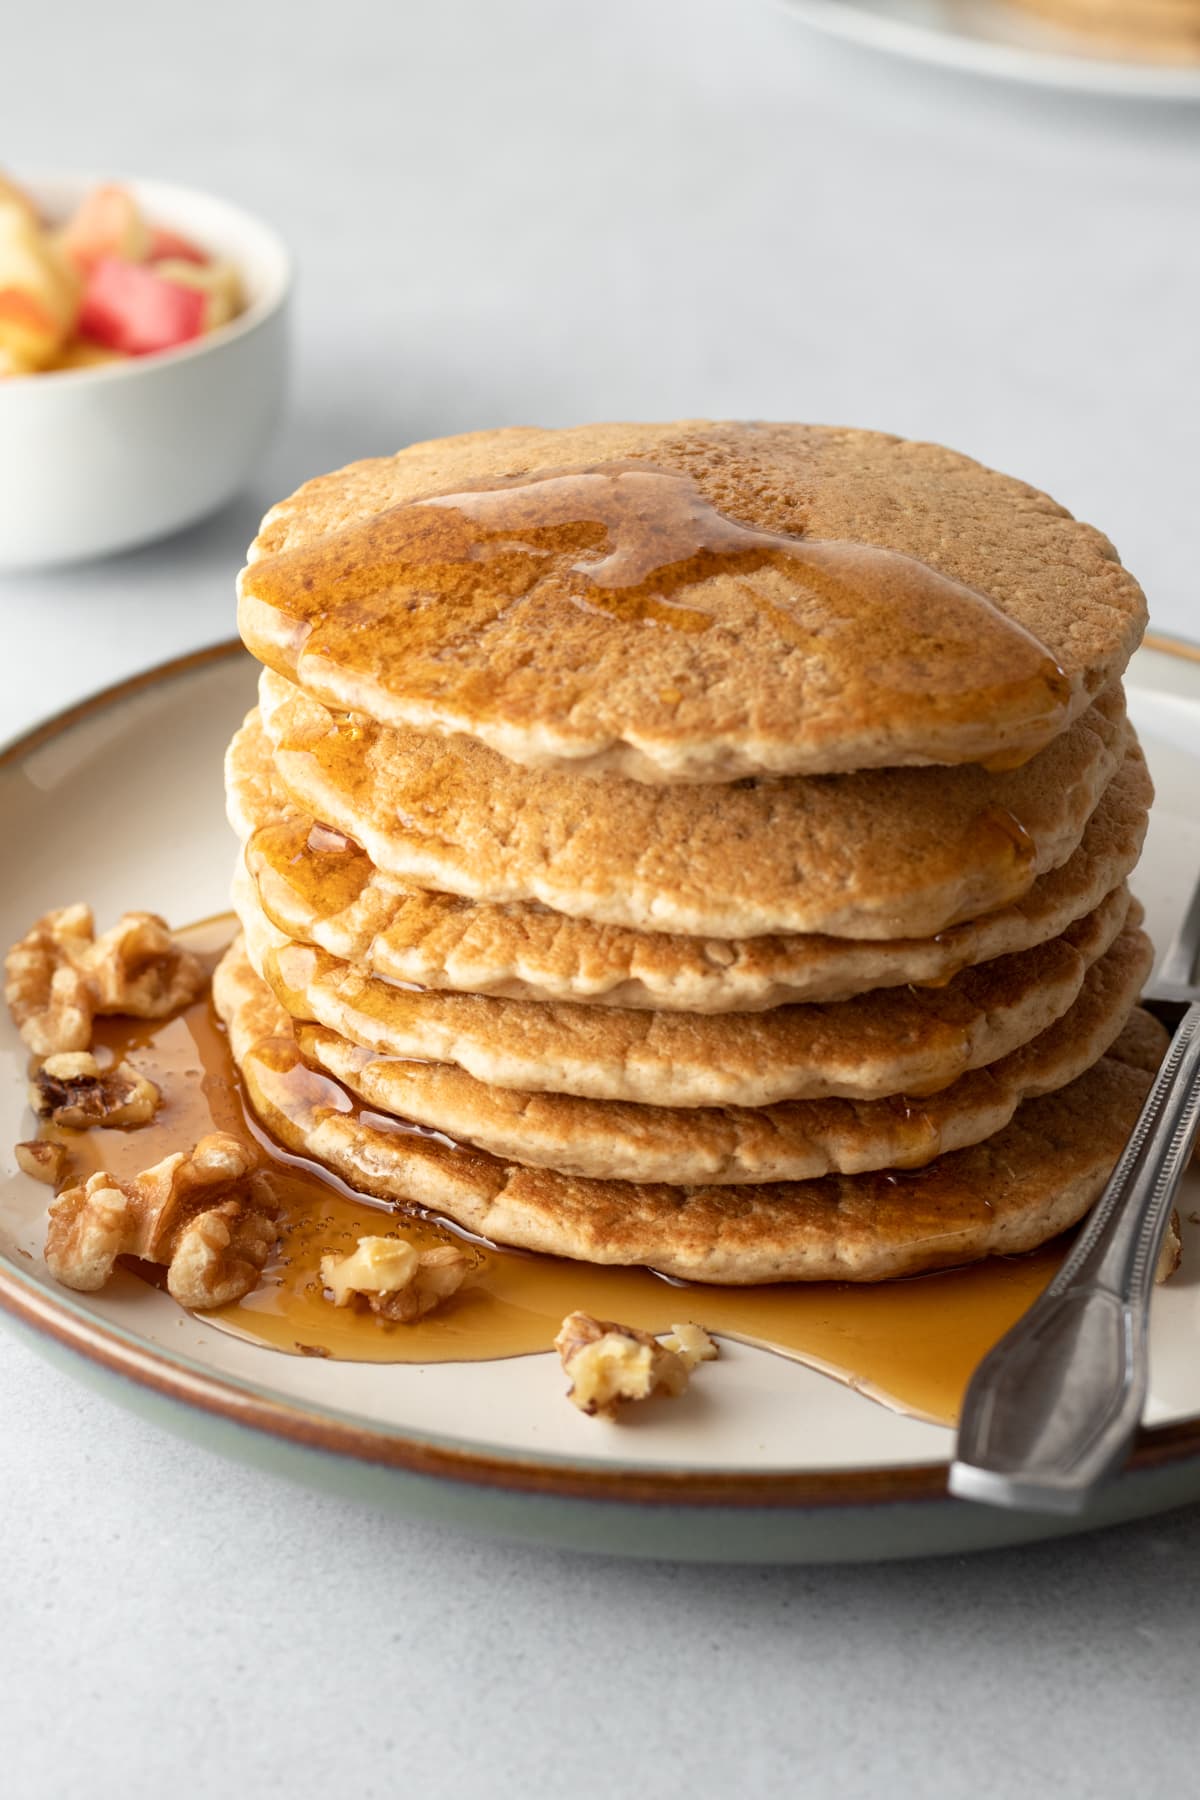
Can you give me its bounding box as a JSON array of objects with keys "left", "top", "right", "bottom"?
[{"left": 214, "top": 421, "right": 1163, "bottom": 1284}]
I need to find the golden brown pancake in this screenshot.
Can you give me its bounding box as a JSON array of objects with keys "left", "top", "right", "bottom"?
[
  {"left": 252, "top": 674, "right": 1132, "bottom": 940},
  {"left": 238, "top": 422, "right": 1146, "bottom": 782},
  {"left": 227, "top": 718, "right": 1151, "bottom": 1010},
  {"left": 296, "top": 922, "right": 1151, "bottom": 1183},
  {"left": 213, "top": 936, "right": 1166, "bottom": 1283},
  {"left": 235, "top": 867, "right": 1134, "bottom": 1105},
  {"left": 1008, "top": 0, "right": 1200, "bottom": 58}
]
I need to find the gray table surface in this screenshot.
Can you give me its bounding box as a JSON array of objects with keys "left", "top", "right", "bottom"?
[{"left": 3, "top": 3, "right": 1199, "bottom": 1794}]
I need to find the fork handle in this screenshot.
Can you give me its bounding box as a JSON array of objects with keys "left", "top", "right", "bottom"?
[{"left": 949, "top": 1001, "right": 1200, "bottom": 1515}]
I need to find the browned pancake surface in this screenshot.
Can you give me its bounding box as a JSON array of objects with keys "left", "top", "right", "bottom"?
[
  {"left": 214, "top": 937, "right": 1165, "bottom": 1283},
  {"left": 236, "top": 869, "right": 1135, "bottom": 1106},
  {"left": 254, "top": 675, "right": 1131, "bottom": 939},
  {"left": 238, "top": 422, "right": 1146, "bottom": 781},
  {"left": 298, "top": 922, "right": 1151, "bottom": 1183},
  {"left": 226, "top": 717, "right": 1151, "bottom": 1009}
]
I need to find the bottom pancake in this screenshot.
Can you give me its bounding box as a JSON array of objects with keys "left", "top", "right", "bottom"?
[{"left": 213, "top": 936, "right": 1166, "bottom": 1284}]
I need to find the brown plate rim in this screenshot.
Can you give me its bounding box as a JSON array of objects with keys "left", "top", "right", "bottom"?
[{"left": 1, "top": 635, "right": 1199, "bottom": 1514}]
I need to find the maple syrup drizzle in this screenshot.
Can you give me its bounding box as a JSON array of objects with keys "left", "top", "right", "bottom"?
[
  {"left": 32, "top": 916, "right": 1065, "bottom": 1426},
  {"left": 245, "top": 462, "right": 1071, "bottom": 766},
  {"left": 246, "top": 818, "right": 376, "bottom": 950}
]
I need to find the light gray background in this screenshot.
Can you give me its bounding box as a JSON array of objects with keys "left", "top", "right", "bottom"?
[{"left": 2, "top": 3, "right": 1199, "bottom": 1794}]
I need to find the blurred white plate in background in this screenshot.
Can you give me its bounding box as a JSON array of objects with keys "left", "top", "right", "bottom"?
[{"left": 782, "top": 0, "right": 1200, "bottom": 98}]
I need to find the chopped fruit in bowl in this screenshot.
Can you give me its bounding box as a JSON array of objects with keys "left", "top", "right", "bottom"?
[
  {"left": 0, "top": 171, "right": 289, "bottom": 566},
  {"left": 0, "top": 174, "right": 246, "bottom": 378}
]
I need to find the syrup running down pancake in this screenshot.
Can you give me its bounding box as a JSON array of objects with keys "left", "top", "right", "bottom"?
[
  {"left": 213, "top": 935, "right": 1166, "bottom": 1286},
  {"left": 238, "top": 422, "right": 1145, "bottom": 782}
]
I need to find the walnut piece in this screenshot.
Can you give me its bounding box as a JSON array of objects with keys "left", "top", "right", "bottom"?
[
  {"left": 44, "top": 1131, "right": 278, "bottom": 1309},
  {"left": 81, "top": 911, "right": 206, "bottom": 1017},
  {"left": 4, "top": 905, "right": 94, "bottom": 1056},
  {"left": 4, "top": 904, "right": 204, "bottom": 1056},
  {"left": 14, "top": 1139, "right": 66, "bottom": 1186},
  {"left": 320, "top": 1235, "right": 471, "bottom": 1322},
  {"left": 660, "top": 1321, "right": 720, "bottom": 1370},
  {"left": 30, "top": 1051, "right": 159, "bottom": 1128},
  {"left": 554, "top": 1312, "right": 718, "bottom": 1419},
  {"left": 1156, "top": 1210, "right": 1183, "bottom": 1285}
]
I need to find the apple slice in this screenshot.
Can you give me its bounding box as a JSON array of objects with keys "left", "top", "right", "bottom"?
[
  {"left": 0, "top": 289, "right": 64, "bottom": 370},
  {"left": 0, "top": 342, "right": 39, "bottom": 377},
  {"left": 150, "top": 256, "right": 243, "bottom": 331},
  {"left": 0, "top": 201, "right": 79, "bottom": 368},
  {"left": 59, "top": 184, "right": 150, "bottom": 272},
  {"left": 47, "top": 338, "right": 130, "bottom": 372},
  {"left": 78, "top": 257, "right": 206, "bottom": 356},
  {"left": 0, "top": 174, "right": 40, "bottom": 230},
  {"left": 147, "top": 224, "right": 208, "bottom": 264}
]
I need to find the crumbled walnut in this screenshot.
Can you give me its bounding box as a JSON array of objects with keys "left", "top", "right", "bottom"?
[
  {"left": 44, "top": 1132, "right": 278, "bottom": 1309},
  {"left": 320, "top": 1235, "right": 471, "bottom": 1322},
  {"left": 79, "top": 912, "right": 205, "bottom": 1018},
  {"left": 661, "top": 1321, "right": 720, "bottom": 1370},
  {"left": 167, "top": 1198, "right": 280, "bottom": 1309},
  {"left": 30, "top": 1051, "right": 159, "bottom": 1128},
  {"left": 14, "top": 1139, "right": 66, "bottom": 1186},
  {"left": 4, "top": 904, "right": 204, "bottom": 1056},
  {"left": 554, "top": 1311, "right": 718, "bottom": 1418},
  {"left": 1156, "top": 1210, "right": 1183, "bottom": 1286},
  {"left": 321, "top": 1235, "right": 418, "bottom": 1305}
]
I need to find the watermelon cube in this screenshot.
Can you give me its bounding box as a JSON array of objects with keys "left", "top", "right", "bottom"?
[{"left": 78, "top": 257, "right": 207, "bottom": 356}]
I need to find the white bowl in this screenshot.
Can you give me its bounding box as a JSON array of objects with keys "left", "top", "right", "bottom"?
[{"left": 0, "top": 173, "right": 291, "bottom": 569}]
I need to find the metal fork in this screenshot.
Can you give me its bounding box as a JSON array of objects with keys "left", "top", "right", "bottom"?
[{"left": 949, "top": 871, "right": 1200, "bottom": 1514}]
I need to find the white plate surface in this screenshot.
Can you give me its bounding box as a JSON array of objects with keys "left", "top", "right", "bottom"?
[{"left": 1, "top": 641, "right": 1199, "bottom": 1560}]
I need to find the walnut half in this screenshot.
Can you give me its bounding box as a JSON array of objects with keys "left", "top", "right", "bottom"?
[
  {"left": 554, "top": 1312, "right": 718, "bottom": 1419},
  {"left": 4, "top": 905, "right": 94, "bottom": 1056},
  {"left": 30, "top": 1051, "right": 159, "bottom": 1128},
  {"left": 5, "top": 904, "right": 205, "bottom": 1056},
  {"left": 44, "top": 1132, "right": 278, "bottom": 1309},
  {"left": 320, "top": 1235, "right": 471, "bottom": 1322}
]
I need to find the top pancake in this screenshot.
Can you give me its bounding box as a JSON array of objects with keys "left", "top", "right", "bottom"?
[{"left": 238, "top": 422, "right": 1146, "bottom": 783}]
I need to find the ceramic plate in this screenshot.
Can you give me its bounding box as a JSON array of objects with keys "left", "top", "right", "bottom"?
[
  {"left": 2, "top": 639, "right": 1199, "bottom": 1562},
  {"left": 782, "top": 0, "right": 1200, "bottom": 99}
]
